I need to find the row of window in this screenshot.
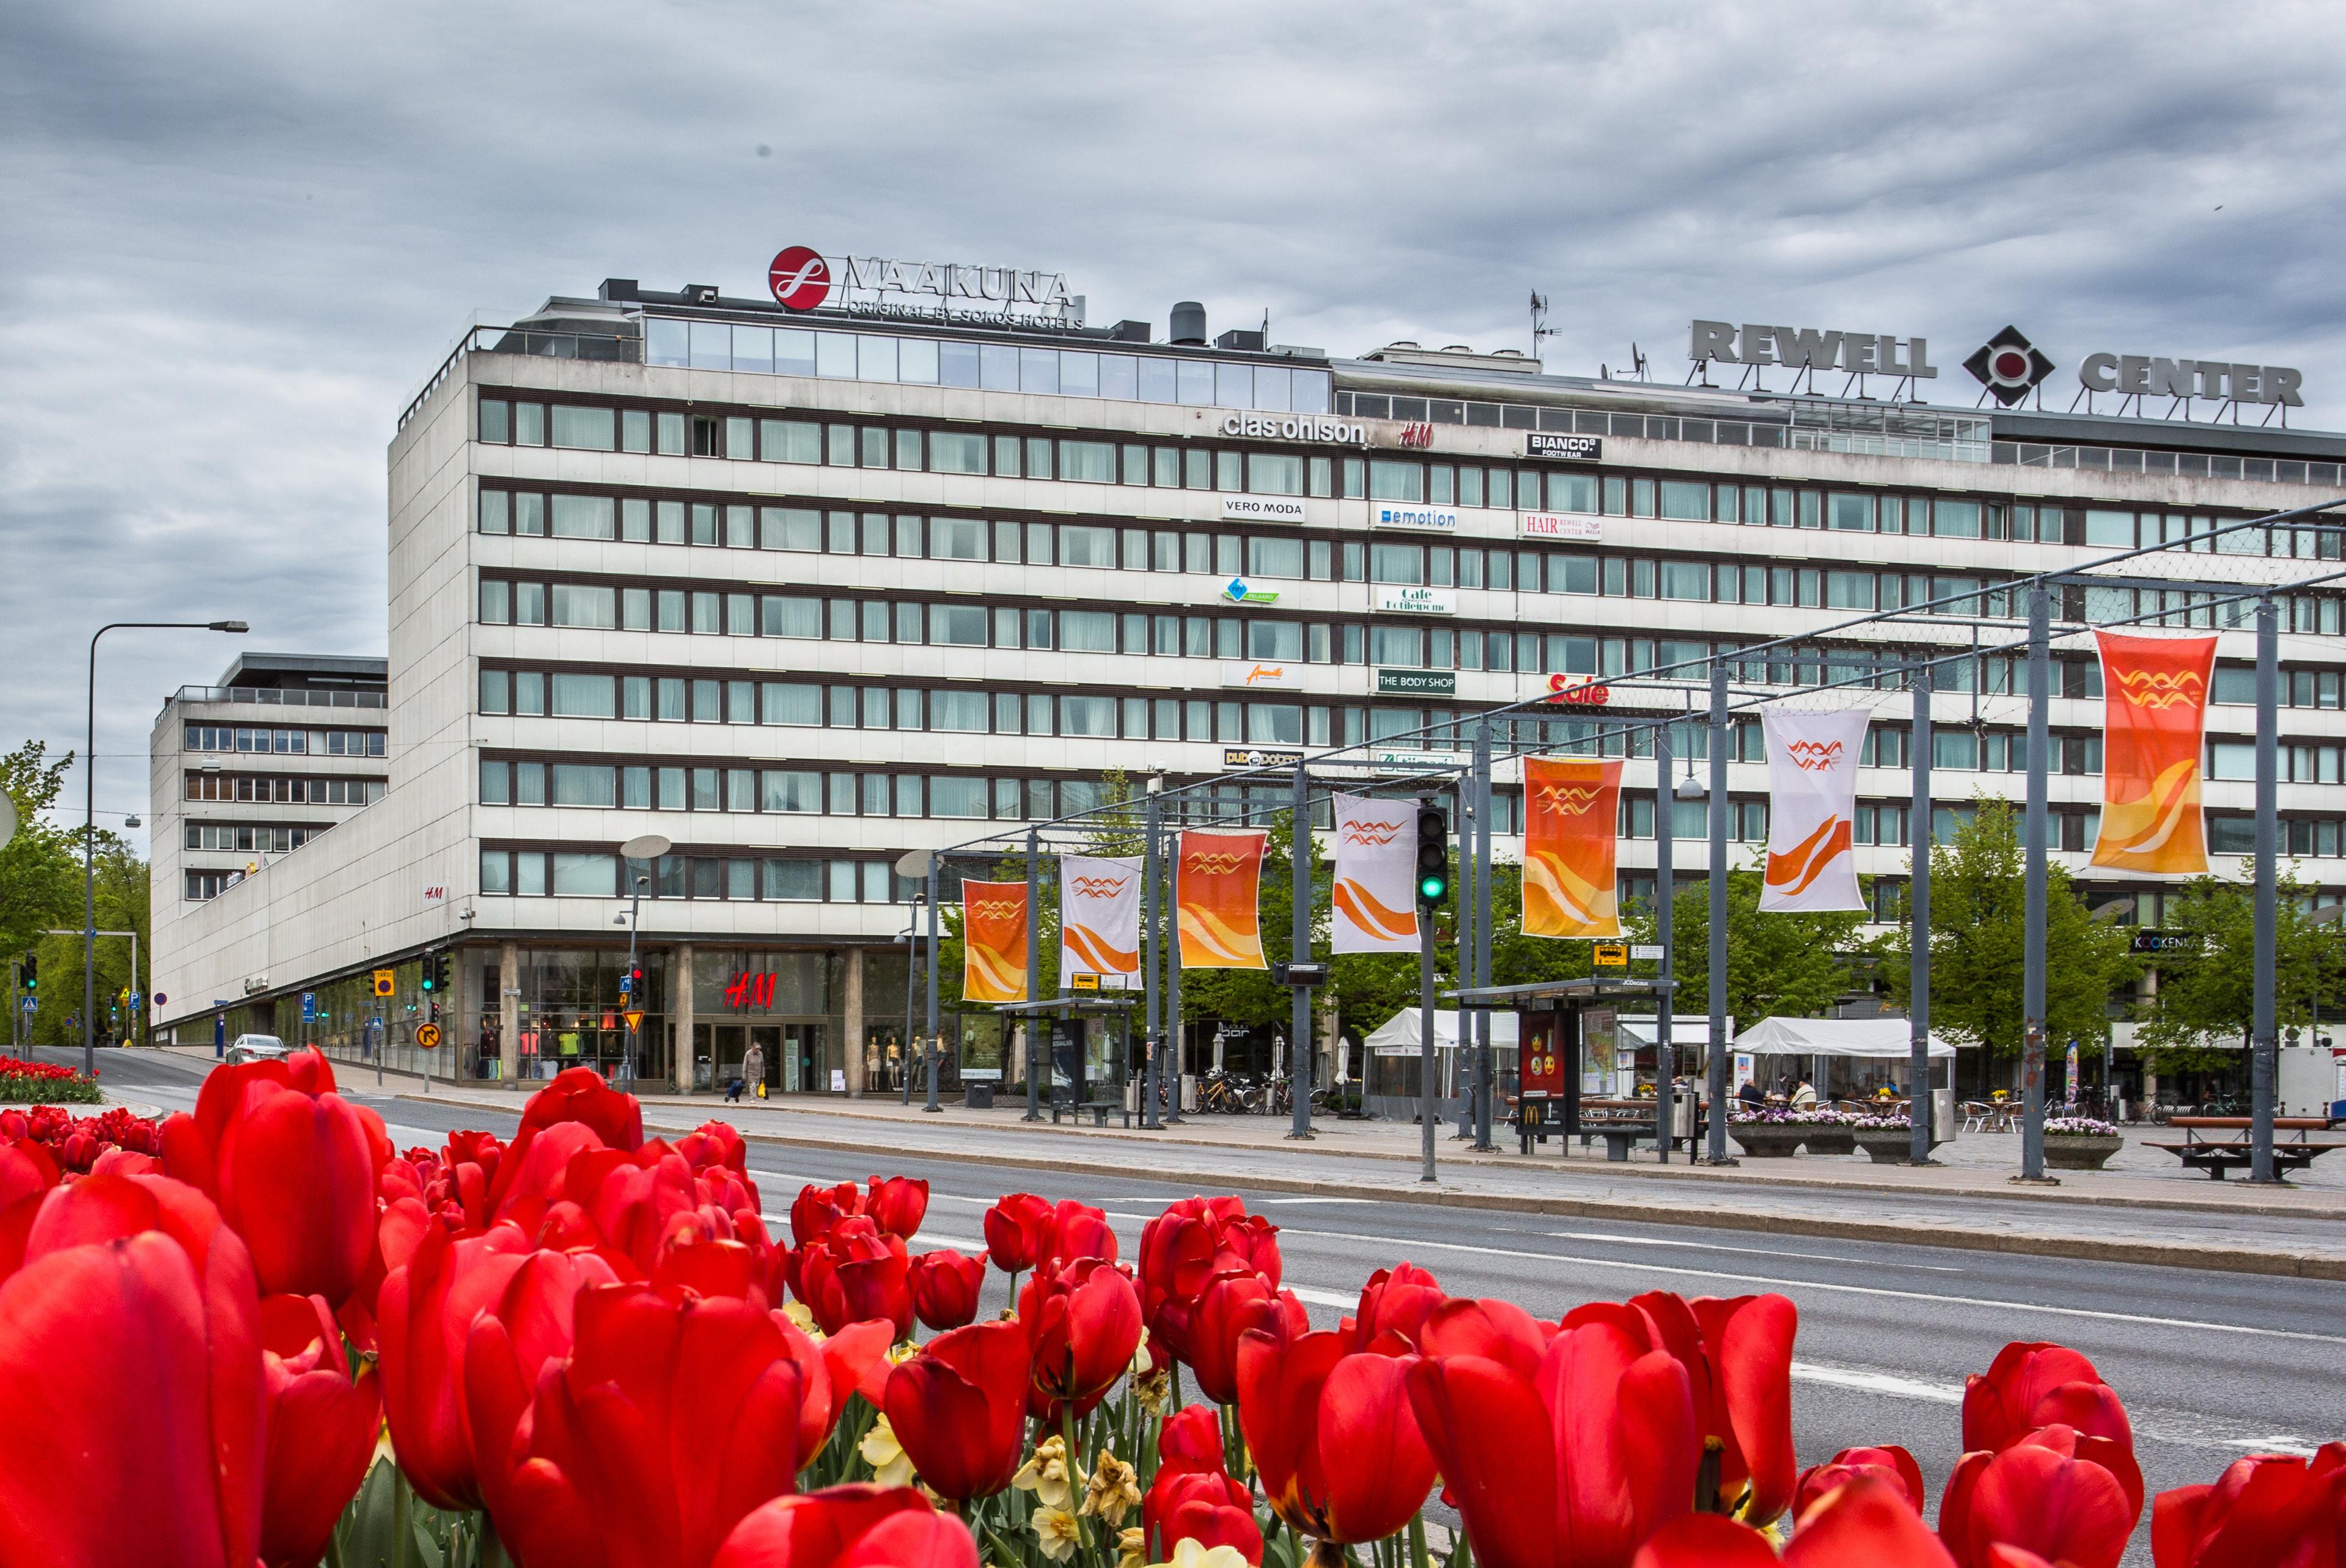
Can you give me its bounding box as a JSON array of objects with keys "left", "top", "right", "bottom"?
[
  {"left": 481, "top": 849, "right": 917, "bottom": 904},
  {"left": 185, "top": 870, "right": 246, "bottom": 901},
  {"left": 185, "top": 824, "right": 318, "bottom": 854},
  {"left": 182, "top": 725, "right": 386, "bottom": 757},
  {"left": 182, "top": 774, "right": 386, "bottom": 805},
  {"left": 636, "top": 320, "right": 1337, "bottom": 414}
]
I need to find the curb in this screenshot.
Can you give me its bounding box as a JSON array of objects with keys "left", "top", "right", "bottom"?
[{"left": 398, "top": 1091, "right": 2346, "bottom": 1282}]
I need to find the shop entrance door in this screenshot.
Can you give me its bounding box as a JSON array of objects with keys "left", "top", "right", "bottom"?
[
  {"left": 749, "top": 1025, "right": 782, "bottom": 1096},
  {"left": 785, "top": 1022, "right": 826, "bottom": 1093}
]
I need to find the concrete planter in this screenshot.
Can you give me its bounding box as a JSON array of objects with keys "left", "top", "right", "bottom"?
[
  {"left": 2043, "top": 1134, "right": 2124, "bottom": 1171},
  {"left": 1729, "top": 1124, "right": 1809, "bottom": 1158},
  {"left": 1801, "top": 1126, "right": 1856, "bottom": 1155},
  {"left": 1853, "top": 1127, "right": 1918, "bottom": 1163}
]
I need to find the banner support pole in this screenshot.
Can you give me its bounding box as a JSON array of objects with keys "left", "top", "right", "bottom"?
[
  {"left": 1910, "top": 664, "right": 1937, "bottom": 1165},
  {"left": 2252, "top": 593, "right": 2281, "bottom": 1182},
  {"left": 1142, "top": 789, "right": 1164, "bottom": 1130},
  {"left": 1289, "top": 760, "right": 1316, "bottom": 1141},
  {"left": 1705, "top": 664, "right": 1735, "bottom": 1163},
  {"left": 2020, "top": 585, "right": 2051, "bottom": 1179},
  {"left": 1024, "top": 830, "right": 1042, "bottom": 1121},
  {"left": 1654, "top": 719, "right": 1675, "bottom": 1162},
  {"left": 923, "top": 862, "right": 942, "bottom": 1113},
  {"left": 1473, "top": 722, "right": 1496, "bottom": 1152}
]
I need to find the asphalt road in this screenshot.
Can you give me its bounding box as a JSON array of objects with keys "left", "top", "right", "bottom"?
[{"left": 46, "top": 1047, "right": 2346, "bottom": 1564}]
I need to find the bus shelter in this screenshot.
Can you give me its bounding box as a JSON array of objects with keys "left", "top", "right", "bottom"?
[
  {"left": 1447, "top": 978, "right": 1686, "bottom": 1156},
  {"left": 990, "top": 994, "right": 1141, "bottom": 1115}
]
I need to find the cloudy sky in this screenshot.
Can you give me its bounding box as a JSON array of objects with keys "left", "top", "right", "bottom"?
[{"left": 6, "top": 1, "right": 2343, "bottom": 853}]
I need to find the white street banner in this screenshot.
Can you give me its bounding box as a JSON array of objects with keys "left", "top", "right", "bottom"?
[
  {"left": 1331, "top": 793, "right": 1421, "bottom": 953},
  {"left": 1760, "top": 709, "right": 1869, "bottom": 913},
  {"left": 1059, "top": 855, "right": 1142, "bottom": 989}
]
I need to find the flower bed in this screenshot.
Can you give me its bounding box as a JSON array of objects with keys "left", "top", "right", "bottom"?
[
  {"left": 2042, "top": 1115, "right": 2125, "bottom": 1171},
  {"left": 0, "top": 1053, "right": 102, "bottom": 1104},
  {"left": 0, "top": 1053, "right": 2334, "bottom": 1568}
]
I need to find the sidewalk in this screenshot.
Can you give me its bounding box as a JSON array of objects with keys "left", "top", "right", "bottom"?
[{"left": 397, "top": 1077, "right": 2346, "bottom": 1280}]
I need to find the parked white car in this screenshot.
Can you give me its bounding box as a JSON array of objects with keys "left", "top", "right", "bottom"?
[{"left": 226, "top": 1033, "right": 292, "bottom": 1065}]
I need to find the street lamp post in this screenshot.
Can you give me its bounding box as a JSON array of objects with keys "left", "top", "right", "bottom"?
[
  {"left": 616, "top": 835, "right": 669, "bottom": 1093},
  {"left": 86, "top": 620, "right": 246, "bottom": 1077},
  {"left": 899, "top": 896, "right": 925, "bottom": 1106}
]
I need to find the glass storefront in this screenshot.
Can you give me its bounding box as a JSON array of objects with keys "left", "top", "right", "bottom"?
[
  {"left": 694, "top": 951, "right": 842, "bottom": 1094},
  {"left": 516, "top": 949, "right": 667, "bottom": 1083}
]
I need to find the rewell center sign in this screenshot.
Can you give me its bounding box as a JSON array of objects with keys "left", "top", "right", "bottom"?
[{"left": 1689, "top": 320, "right": 1938, "bottom": 378}]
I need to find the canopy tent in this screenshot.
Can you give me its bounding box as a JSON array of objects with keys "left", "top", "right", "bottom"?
[
  {"left": 1364, "top": 1008, "right": 1522, "bottom": 1057},
  {"left": 1617, "top": 1017, "right": 1730, "bottom": 1050},
  {"left": 1732, "top": 1017, "right": 1957, "bottom": 1058}
]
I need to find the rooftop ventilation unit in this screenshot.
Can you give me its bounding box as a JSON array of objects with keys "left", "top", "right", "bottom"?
[
  {"left": 1170, "top": 301, "right": 1207, "bottom": 345},
  {"left": 1215, "top": 327, "right": 1266, "bottom": 353},
  {"left": 683, "top": 284, "right": 720, "bottom": 304}
]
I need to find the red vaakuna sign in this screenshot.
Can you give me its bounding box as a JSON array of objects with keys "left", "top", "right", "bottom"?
[{"left": 768, "top": 246, "right": 831, "bottom": 311}]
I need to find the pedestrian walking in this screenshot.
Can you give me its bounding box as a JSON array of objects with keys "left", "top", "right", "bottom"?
[{"left": 732, "top": 1039, "right": 765, "bottom": 1104}]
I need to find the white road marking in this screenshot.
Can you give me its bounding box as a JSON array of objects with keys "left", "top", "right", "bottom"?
[
  {"left": 1274, "top": 1226, "right": 2346, "bottom": 1346},
  {"left": 1290, "top": 1285, "right": 1359, "bottom": 1310},
  {"left": 1790, "top": 1362, "right": 1962, "bottom": 1403},
  {"left": 1256, "top": 1197, "right": 1376, "bottom": 1205},
  {"left": 1550, "top": 1231, "right": 1964, "bottom": 1273}
]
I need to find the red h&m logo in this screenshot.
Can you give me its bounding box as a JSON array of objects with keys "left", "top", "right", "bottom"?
[
  {"left": 768, "top": 247, "right": 832, "bottom": 311},
  {"left": 1396, "top": 422, "right": 1434, "bottom": 448}
]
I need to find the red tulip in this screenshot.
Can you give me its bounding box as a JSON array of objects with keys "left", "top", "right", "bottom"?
[
  {"left": 1406, "top": 1301, "right": 1698, "bottom": 1568},
  {"left": 377, "top": 1221, "right": 535, "bottom": 1509},
  {"left": 458, "top": 1246, "right": 622, "bottom": 1520},
  {"left": 1160, "top": 1403, "right": 1227, "bottom": 1474},
  {"left": 0, "top": 1174, "right": 266, "bottom": 1568},
  {"left": 160, "top": 1046, "right": 391, "bottom": 1306},
  {"left": 0, "top": 1140, "right": 61, "bottom": 1275},
  {"left": 516, "top": 1064, "right": 644, "bottom": 1152},
  {"left": 798, "top": 1319, "right": 900, "bottom": 1460},
  {"left": 1139, "top": 1196, "right": 1282, "bottom": 1361},
  {"left": 1685, "top": 1294, "right": 1799, "bottom": 1525},
  {"left": 493, "top": 1282, "right": 807, "bottom": 1568},
  {"left": 798, "top": 1217, "right": 913, "bottom": 1339},
  {"left": 1047, "top": 1198, "right": 1118, "bottom": 1264},
  {"left": 1965, "top": 1343, "right": 2133, "bottom": 1456},
  {"left": 1627, "top": 1514, "right": 1778, "bottom": 1568},
  {"left": 1794, "top": 1445, "right": 1927, "bottom": 1520},
  {"left": 1418, "top": 1296, "right": 1554, "bottom": 1379},
  {"left": 2153, "top": 1444, "right": 2346, "bottom": 1567},
  {"left": 866, "top": 1176, "right": 928, "bottom": 1240},
  {"left": 1240, "top": 1328, "right": 1438, "bottom": 1552},
  {"left": 793, "top": 1181, "right": 866, "bottom": 1247},
  {"left": 1023, "top": 1256, "right": 1145, "bottom": 1418},
  {"left": 1147, "top": 1468, "right": 1259, "bottom": 1559},
  {"left": 715, "top": 1484, "right": 979, "bottom": 1568},
  {"left": 909, "top": 1249, "right": 985, "bottom": 1330},
  {"left": 1939, "top": 1433, "right": 2133, "bottom": 1568},
  {"left": 1348, "top": 1261, "right": 1444, "bottom": 1351},
  {"left": 1640, "top": 1474, "right": 1963, "bottom": 1567},
  {"left": 884, "top": 1321, "right": 1034, "bottom": 1501},
  {"left": 1189, "top": 1266, "right": 1307, "bottom": 1406},
  {"left": 983, "top": 1192, "right": 1053, "bottom": 1273},
  {"left": 1167, "top": 1495, "right": 1267, "bottom": 1564},
  {"left": 259, "top": 1292, "right": 380, "bottom": 1568}
]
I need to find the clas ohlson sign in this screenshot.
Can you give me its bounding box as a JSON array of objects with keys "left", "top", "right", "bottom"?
[{"left": 1219, "top": 414, "right": 1367, "bottom": 445}]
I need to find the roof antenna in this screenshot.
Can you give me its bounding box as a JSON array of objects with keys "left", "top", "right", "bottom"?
[
  {"left": 1529, "top": 291, "right": 1561, "bottom": 361},
  {"left": 1630, "top": 343, "right": 1650, "bottom": 382}
]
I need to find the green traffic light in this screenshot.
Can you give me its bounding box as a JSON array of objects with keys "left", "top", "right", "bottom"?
[{"left": 1420, "top": 874, "right": 1448, "bottom": 900}]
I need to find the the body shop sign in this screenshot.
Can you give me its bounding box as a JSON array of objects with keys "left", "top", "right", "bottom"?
[
  {"left": 1521, "top": 512, "right": 1601, "bottom": 541},
  {"left": 1375, "top": 585, "right": 1456, "bottom": 615}
]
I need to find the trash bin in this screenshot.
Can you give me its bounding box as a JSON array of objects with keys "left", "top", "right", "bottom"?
[{"left": 963, "top": 1082, "right": 995, "bottom": 1110}]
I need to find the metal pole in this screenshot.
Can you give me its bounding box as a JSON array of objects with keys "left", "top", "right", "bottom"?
[
  {"left": 2252, "top": 593, "right": 2280, "bottom": 1181},
  {"left": 625, "top": 879, "right": 642, "bottom": 1092},
  {"left": 923, "top": 866, "right": 941, "bottom": 1113},
  {"left": 1472, "top": 721, "right": 1496, "bottom": 1151},
  {"left": 1142, "top": 790, "right": 1163, "bottom": 1130},
  {"left": 1706, "top": 663, "right": 1734, "bottom": 1162},
  {"left": 2021, "top": 585, "right": 2051, "bottom": 1181},
  {"left": 1289, "top": 761, "right": 1315, "bottom": 1140},
  {"left": 1910, "top": 665, "right": 1935, "bottom": 1164},
  {"left": 83, "top": 632, "right": 98, "bottom": 1078},
  {"left": 901, "top": 903, "right": 917, "bottom": 1107},
  {"left": 1024, "top": 830, "right": 1042, "bottom": 1121},
  {"left": 1418, "top": 793, "right": 1437, "bottom": 1184},
  {"left": 1167, "top": 907, "right": 1185, "bottom": 1124},
  {"left": 1655, "top": 721, "right": 1675, "bottom": 1161},
  {"left": 1453, "top": 760, "right": 1478, "bottom": 1143}
]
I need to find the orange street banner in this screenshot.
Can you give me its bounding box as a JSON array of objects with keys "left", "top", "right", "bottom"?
[
  {"left": 1177, "top": 829, "right": 1269, "bottom": 970},
  {"left": 1059, "top": 856, "right": 1142, "bottom": 990},
  {"left": 1331, "top": 793, "right": 1420, "bottom": 954},
  {"left": 960, "top": 879, "right": 1030, "bottom": 1004},
  {"left": 2092, "top": 630, "right": 2217, "bottom": 876},
  {"left": 1523, "top": 758, "right": 1622, "bottom": 939},
  {"left": 1760, "top": 709, "right": 1868, "bottom": 913}
]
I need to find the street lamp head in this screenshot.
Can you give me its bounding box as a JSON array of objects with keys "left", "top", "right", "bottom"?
[
  {"left": 1673, "top": 775, "right": 1706, "bottom": 800},
  {"left": 209, "top": 621, "right": 250, "bottom": 634},
  {"left": 635, "top": 874, "right": 650, "bottom": 888}
]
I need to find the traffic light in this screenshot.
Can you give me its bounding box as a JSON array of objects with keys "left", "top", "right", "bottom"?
[
  {"left": 621, "top": 964, "right": 644, "bottom": 997},
  {"left": 421, "top": 951, "right": 449, "bottom": 994},
  {"left": 1416, "top": 804, "right": 1451, "bottom": 909},
  {"left": 19, "top": 953, "right": 34, "bottom": 994}
]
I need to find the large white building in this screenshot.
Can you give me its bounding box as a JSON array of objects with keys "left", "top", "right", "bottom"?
[{"left": 149, "top": 260, "right": 2346, "bottom": 1098}]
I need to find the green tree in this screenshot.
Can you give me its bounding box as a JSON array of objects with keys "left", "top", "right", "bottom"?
[
  {"left": 1667, "top": 861, "right": 1866, "bottom": 1024},
  {"left": 1872, "top": 798, "right": 2139, "bottom": 1058},
  {"left": 1, "top": 742, "right": 81, "bottom": 969},
  {"left": 2133, "top": 873, "right": 2344, "bottom": 1075}
]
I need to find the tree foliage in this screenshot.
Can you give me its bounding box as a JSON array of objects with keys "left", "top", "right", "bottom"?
[
  {"left": 1666, "top": 861, "right": 1866, "bottom": 1025},
  {"left": 2132, "top": 873, "right": 2344, "bottom": 1074},
  {"left": 1871, "top": 797, "right": 2138, "bottom": 1059},
  {"left": 1, "top": 742, "right": 151, "bottom": 1047}
]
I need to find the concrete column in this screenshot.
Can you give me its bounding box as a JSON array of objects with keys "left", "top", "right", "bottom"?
[
  {"left": 498, "top": 941, "right": 521, "bottom": 1087},
  {"left": 842, "top": 948, "right": 866, "bottom": 1097},
  {"left": 672, "top": 943, "right": 696, "bottom": 1094}
]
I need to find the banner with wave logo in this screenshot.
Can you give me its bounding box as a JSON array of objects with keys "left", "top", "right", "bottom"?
[
  {"left": 1523, "top": 757, "right": 1622, "bottom": 938},
  {"left": 2092, "top": 630, "right": 2216, "bottom": 876},
  {"left": 1177, "top": 830, "right": 1268, "bottom": 969},
  {"left": 959, "top": 879, "right": 1030, "bottom": 1004},
  {"left": 1059, "top": 855, "right": 1141, "bottom": 989},
  {"left": 1331, "top": 794, "right": 1420, "bottom": 953},
  {"left": 1761, "top": 709, "right": 1867, "bottom": 913}
]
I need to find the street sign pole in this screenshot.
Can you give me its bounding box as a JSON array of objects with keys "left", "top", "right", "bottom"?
[
  {"left": 1910, "top": 664, "right": 1936, "bottom": 1165},
  {"left": 2252, "top": 593, "right": 2281, "bottom": 1182},
  {"left": 1287, "top": 760, "right": 1314, "bottom": 1141},
  {"left": 1705, "top": 663, "right": 1734, "bottom": 1164},
  {"left": 1654, "top": 720, "right": 1675, "bottom": 1163},
  {"left": 2021, "top": 584, "right": 2052, "bottom": 1182},
  {"left": 1024, "top": 829, "right": 1043, "bottom": 1122}
]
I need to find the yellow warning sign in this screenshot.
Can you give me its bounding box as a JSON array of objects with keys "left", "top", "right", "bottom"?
[
  {"left": 1069, "top": 973, "right": 1100, "bottom": 992},
  {"left": 1592, "top": 943, "right": 1628, "bottom": 968},
  {"left": 623, "top": 1009, "right": 644, "bottom": 1031},
  {"left": 372, "top": 970, "right": 395, "bottom": 997}
]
